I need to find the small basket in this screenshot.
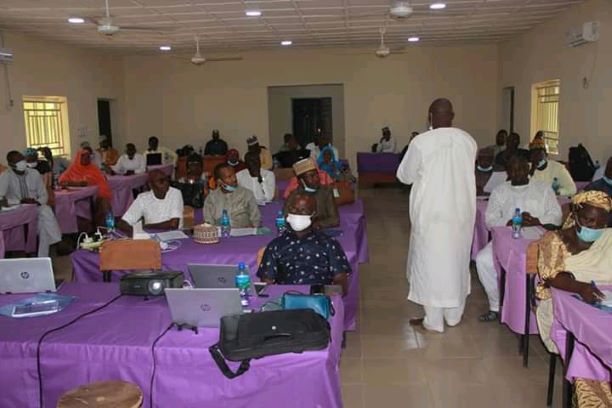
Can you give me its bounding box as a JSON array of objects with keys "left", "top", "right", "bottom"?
[{"left": 193, "top": 223, "right": 219, "bottom": 244}]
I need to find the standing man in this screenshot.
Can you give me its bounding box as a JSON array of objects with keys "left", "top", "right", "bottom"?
[
  {"left": 204, "top": 129, "right": 229, "bottom": 156},
  {"left": 396, "top": 98, "right": 477, "bottom": 333}
]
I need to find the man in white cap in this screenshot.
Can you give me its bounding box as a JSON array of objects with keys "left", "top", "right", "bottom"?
[
  {"left": 247, "top": 135, "right": 273, "bottom": 170},
  {"left": 396, "top": 98, "right": 477, "bottom": 333}
]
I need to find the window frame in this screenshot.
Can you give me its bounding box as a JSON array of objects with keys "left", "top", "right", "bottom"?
[{"left": 22, "top": 96, "right": 71, "bottom": 158}]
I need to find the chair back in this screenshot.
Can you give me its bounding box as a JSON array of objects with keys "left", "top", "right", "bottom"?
[
  {"left": 525, "top": 241, "right": 539, "bottom": 275},
  {"left": 273, "top": 167, "right": 295, "bottom": 181},
  {"left": 183, "top": 205, "right": 195, "bottom": 228},
  {"left": 99, "top": 239, "right": 161, "bottom": 273},
  {"left": 203, "top": 155, "right": 227, "bottom": 177}
]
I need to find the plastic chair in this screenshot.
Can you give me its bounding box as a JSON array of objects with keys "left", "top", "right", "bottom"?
[
  {"left": 57, "top": 380, "right": 143, "bottom": 408},
  {"left": 183, "top": 205, "right": 195, "bottom": 228},
  {"left": 99, "top": 239, "right": 162, "bottom": 282},
  {"left": 521, "top": 240, "right": 540, "bottom": 367}
]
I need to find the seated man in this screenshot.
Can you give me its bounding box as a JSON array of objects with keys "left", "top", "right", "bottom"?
[
  {"left": 476, "top": 155, "right": 562, "bottom": 321},
  {"left": 112, "top": 143, "right": 146, "bottom": 175},
  {"left": 257, "top": 192, "right": 350, "bottom": 294},
  {"left": 529, "top": 138, "right": 576, "bottom": 196},
  {"left": 204, "top": 163, "right": 261, "bottom": 227},
  {"left": 204, "top": 129, "right": 228, "bottom": 156},
  {"left": 585, "top": 156, "right": 612, "bottom": 196},
  {"left": 118, "top": 170, "right": 183, "bottom": 233},
  {"left": 246, "top": 135, "right": 273, "bottom": 170},
  {"left": 285, "top": 158, "right": 339, "bottom": 228},
  {"left": 174, "top": 153, "right": 208, "bottom": 208},
  {"left": 475, "top": 147, "right": 495, "bottom": 196},
  {"left": 97, "top": 135, "right": 119, "bottom": 167},
  {"left": 236, "top": 151, "right": 276, "bottom": 204},
  {"left": 494, "top": 132, "right": 529, "bottom": 170},
  {"left": 278, "top": 133, "right": 301, "bottom": 153},
  {"left": 376, "top": 126, "right": 396, "bottom": 153},
  {"left": 226, "top": 149, "right": 247, "bottom": 173},
  {"left": 145, "top": 136, "right": 177, "bottom": 166},
  {"left": 489, "top": 129, "right": 507, "bottom": 158},
  {"left": 0, "top": 151, "right": 62, "bottom": 256},
  {"left": 307, "top": 134, "right": 339, "bottom": 161}
]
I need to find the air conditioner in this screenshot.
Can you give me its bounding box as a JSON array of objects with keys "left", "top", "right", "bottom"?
[
  {"left": 0, "top": 48, "right": 13, "bottom": 63},
  {"left": 566, "top": 21, "right": 600, "bottom": 47}
]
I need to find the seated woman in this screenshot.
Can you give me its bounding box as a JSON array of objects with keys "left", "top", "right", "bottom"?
[
  {"left": 317, "top": 146, "right": 355, "bottom": 183},
  {"left": 536, "top": 190, "right": 611, "bottom": 406},
  {"left": 40, "top": 147, "right": 70, "bottom": 180},
  {"left": 59, "top": 149, "right": 113, "bottom": 226}
]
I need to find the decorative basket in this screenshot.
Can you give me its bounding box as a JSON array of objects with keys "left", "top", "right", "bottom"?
[{"left": 193, "top": 223, "right": 219, "bottom": 244}]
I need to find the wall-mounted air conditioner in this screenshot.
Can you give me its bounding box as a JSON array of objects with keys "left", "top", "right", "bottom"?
[
  {"left": 0, "top": 48, "right": 13, "bottom": 63},
  {"left": 566, "top": 21, "right": 600, "bottom": 47}
]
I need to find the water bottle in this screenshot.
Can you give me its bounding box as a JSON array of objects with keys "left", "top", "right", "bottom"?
[
  {"left": 105, "top": 211, "right": 115, "bottom": 232},
  {"left": 512, "top": 208, "right": 522, "bottom": 239},
  {"left": 235, "top": 262, "right": 251, "bottom": 307},
  {"left": 221, "top": 209, "right": 231, "bottom": 238},
  {"left": 275, "top": 210, "right": 286, "bottom": 235},
  {"left": 552, "top": 177, "right": 560, "bottom": 195}
]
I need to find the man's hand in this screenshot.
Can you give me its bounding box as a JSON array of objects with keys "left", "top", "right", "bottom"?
[
  {"left": 521, "top": 212, "right": 541, "bottom": 227},
  {"left": 578, "top": 282, "right": 605, "bottom": 303}
]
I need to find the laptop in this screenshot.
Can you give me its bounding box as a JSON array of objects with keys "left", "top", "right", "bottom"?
[
  {"left": 0, "top": 258, "right": 56, "bottom": 294},
  {"left": 189, "top": 264, "right": 240, "bottom": 289},
  {"left": 146, "top": 152, "right": 163, "bottom": 166},
  {"left": 165, "top": 288, "right": 242, "bottom": 328}
]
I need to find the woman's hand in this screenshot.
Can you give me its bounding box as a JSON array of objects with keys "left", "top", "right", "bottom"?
[{"left": 578, "top": 282, "right": 605, "bottom": 303}]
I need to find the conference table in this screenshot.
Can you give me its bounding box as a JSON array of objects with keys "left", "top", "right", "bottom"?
[
  {"left": 107, "top": 173, "right": 149, "bottom": 217},
  {"left": 356, "top": 152, "right": 399, "bottom": 187},
  {"left": 0, "top": 204, "right": 38, "bottom": 257},
  {"left": 53, "top": 186, "right": 99, "bottom": 234},
  {"left": 0, "top": 283, "right": 344, "bottom": 408},
  {"left": 71, "top": 199, "right": 368, "bottom": 331}
]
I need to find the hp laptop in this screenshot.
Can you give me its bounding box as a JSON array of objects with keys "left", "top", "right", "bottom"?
[
  {"left": 165, "top": 288, "right": 242, "bottom": 328},
  {"left": 188, "top": 264, "right": 240, "bottom": 289},
  {"left": 146, "top": 152, "right": 163, "bottom": 166},
  {"left": 0, "top": 258, "right": 56, "bottom": 294}
]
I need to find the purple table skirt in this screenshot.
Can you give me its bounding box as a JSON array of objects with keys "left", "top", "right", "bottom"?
[
  {"left": 471, "top": 199, "right": 489, "bottom": 261},
  {"left": 107, "top": 174, "right": 148, "bottom": 217},
  {"left": 148, "top": 164, "right": 174, "bottom": 178},
  {"left": 0, "top": 204, "right": 38, "bottom": 254},
  {"left": 0, "top": 233, "right": 4, "bottom": 258},
  {"left": 54, "top": 186, "right": 98, "bottom": 234},
  {"left": 492, "top": 227, "right": 541, "bottom": 335},
  {"left": 356, "top": 152, "right": 400, "bottom": 174},
  {"left": 0, "top": 283, "right": 343, "bottom": 408},
  {"left": 551, "top": 287, "right": 611, "bottom": 382}
]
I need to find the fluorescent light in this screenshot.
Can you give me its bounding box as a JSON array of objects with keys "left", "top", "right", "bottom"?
[
  {"left": 408, "top": 36, "right": 420, "bottom": 42},
  {"left": 245, "top": 10, "right": 262, "bottom": 17},
  {"left": 281, "top": 40, "right": 292, "bottom": 46},
  {"left": 68, "top": 17, "right": 85, "bottom": 24},
  {"left": 159, "top": 45, "right": 172, "bottom": 51},
  {"left": 430, "top": 3, "right": 446, "bottom": 10}
]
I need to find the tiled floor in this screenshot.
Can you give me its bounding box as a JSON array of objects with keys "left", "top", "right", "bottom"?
[{"left": 341, "top": 187, "right": 564, "bottom": 408}]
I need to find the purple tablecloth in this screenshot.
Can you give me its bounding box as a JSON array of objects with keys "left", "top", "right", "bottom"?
[
  {"left": 356, "top": 152, "right": 400, "bottom": 174},
  {"left": 471, "top": 199, "right": 489, "bottom": 261},
  {"left": 107, "top": 174, "right": 148, "bottom": 217},
  {"left": 551, "top": 287, "right": 611, "bottom": 382},
  {"left": 54, "top": 186, "right": 98, "bottom": 234},
  {"left": 148, "top": 164, "right": 174, "bottom": 178},
  {"left": 276, "top": 179, "right": 289, "bottom": 197},
  {"left": 0, "top": 204, "right": 38, "bottom": 254},
  {"left": 0, "top": 283, "right": 343, "bottom": 408},
  {"left": 492, "top": 227, "right": 542, "bottom": 334},
  {"left": 0, "top": 233, "right": 4, "bottom": 258}
]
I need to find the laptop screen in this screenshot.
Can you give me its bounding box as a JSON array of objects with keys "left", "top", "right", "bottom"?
[{"left": 146, "top": 152, "right": 163, "bottom": 166}]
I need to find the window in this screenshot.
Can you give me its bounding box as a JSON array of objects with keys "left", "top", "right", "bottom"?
[
  {"left": 531, "top": 80, "right": 560, "bottom": 154},
  {"left": 22, "top": 96, "right": 71, "bottom": 157}
]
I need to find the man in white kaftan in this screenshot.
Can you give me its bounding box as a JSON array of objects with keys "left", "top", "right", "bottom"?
[
  {"left": 0, "top": 151, "right": 62, "bottom": 257},
  {"left": 396, "top": 99, "right": 477, "bottom": 333}
]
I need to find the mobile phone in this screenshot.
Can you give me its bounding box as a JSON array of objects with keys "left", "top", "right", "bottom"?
[
  {"left": 310, "top": 284, "right": 325, "bottom": 295},
  {"left": 12, "top": 300, "right": 59, "bottom": 318}
]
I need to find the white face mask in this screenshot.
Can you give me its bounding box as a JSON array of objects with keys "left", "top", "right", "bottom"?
[
  {"left": 286, "top": 213, "right": 312, "bottom": 232},
  {"left": 14, "top": 160, "right": 28, "bottom": 172},
  {"left": 26, "top": 162, "right": 37, "bottom": 168}
]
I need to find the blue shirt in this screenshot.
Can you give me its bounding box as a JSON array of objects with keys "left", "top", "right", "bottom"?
[{"left": 257, "top": 229, "right": 351, "bottom": 285}]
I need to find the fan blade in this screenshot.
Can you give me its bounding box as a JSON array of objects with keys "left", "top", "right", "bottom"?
[
  {"left": 118, "top": 26, "right": 172, "bottom": 31},
  {"left": 205, "top": 56, "right": 243, "bottom": 62}
]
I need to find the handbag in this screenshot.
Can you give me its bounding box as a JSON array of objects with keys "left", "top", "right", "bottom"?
[
  {"left": 281, "top": 292, "right": 335, "bottom": 320},
  {"left": 209, "top": 309, "right": 330, "bottom": 379},
  {"left": 333, "top": 180, "right": 355, "bottom": 206}
]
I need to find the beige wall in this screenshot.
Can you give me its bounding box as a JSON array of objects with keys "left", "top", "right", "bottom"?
[
  {"left": 499, "top": 0, "right": 612, "bottom": 163},
  {"left": 122, "top": 45, "right": 499, "bottom": 169},
  {"left": 0, "top": 31, "right": 124, "bottom": 162}
]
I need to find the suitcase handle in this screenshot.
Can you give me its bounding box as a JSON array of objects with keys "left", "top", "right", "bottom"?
[
  {"left": 263, "top": 333, "right": 293, "bottom": 341},
  {"left": 209, "top": 344, "right": 251, "bottom": 379}
]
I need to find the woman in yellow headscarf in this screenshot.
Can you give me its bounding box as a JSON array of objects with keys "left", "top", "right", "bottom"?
[{"left": 535, "top": 190, "right": 611, "bottom": 406}]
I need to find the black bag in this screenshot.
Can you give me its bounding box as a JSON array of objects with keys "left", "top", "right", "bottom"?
[
  {"left": 209, "top": 309, "right": 331, "bottom": 379},
  {"left": 568, "top": 144, "right": 596, "bottom": 181},
  {"left": 171, "top": 180, "right": 205, "bottom": 208}
]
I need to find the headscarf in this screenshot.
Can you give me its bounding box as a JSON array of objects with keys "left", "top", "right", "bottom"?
[
  {"left": 317, "top": 146, "right": 341, "bottom": 180},
  {"left": 528, "top": 138, "right": 546, "bottom": 150},
  {"left": 23, "top": 147, "right": 38, "bottom": 158},
  {"left": 562, "top": 190, "right": 611, "bottom": 228},
  {"left": 59, "top": 149, "right": 113, "bottom": 200}
]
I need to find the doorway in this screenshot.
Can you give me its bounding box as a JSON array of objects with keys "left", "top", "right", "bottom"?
[
  {"left": 501, "top": 87, "right": 515, "bottom": 133},
  {"left": 97, "top": 99, "right": 113, "bottom": 147},
  {"left": 292, "top": 97, "right": 332, "bottom": 148}
]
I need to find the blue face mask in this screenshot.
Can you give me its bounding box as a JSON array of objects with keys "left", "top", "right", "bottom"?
[
  {"left": 301, "top": 179, "right": 317, "bottom": 193},
  {"left": 603, "top": 176, "right": 612, "bottom": 186},
  {"left": 536, "top": 159, "right": 547, "bottom": 170},
  {"left": 576, "top": 220, "right": 604, "bottom": 243},
  {"left": 222, "top": 183, "right": 237, "bottom": 192},
  {"left": 477, "top": 165, "right": 493, "bottom": 172}
]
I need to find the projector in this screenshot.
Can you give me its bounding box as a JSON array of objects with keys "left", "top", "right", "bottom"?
[{"left": 120, "top": 271, "right": 184, "bottom": 297}]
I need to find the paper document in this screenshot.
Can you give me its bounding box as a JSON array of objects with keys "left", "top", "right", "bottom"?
[
  {"left": 600, "top": 290, "right": 612, "bottom": 308},
  {"left": 155, "top": 230, "right": 190, "bottom": 241}
]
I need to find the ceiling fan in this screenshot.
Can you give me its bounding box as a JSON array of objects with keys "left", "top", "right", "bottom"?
[
  {"left": 376, "top": 27, "right": 391, "bottom": 58},
  {"left": 172, "top": 35, "right": 243, "bottom": 65},
  {"left": 92, "top": 0, "right": 167, "bottom": 36},
  {"left": 350, "top": 0, "right": 464, "bottom": 20}
]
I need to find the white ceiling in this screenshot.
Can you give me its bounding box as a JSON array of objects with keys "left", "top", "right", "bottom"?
[{"left": 0, "top": 0, "right": 584, "bottom": 53}]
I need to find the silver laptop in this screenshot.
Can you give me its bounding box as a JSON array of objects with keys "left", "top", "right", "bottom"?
[
  {"left": 188, "top": 264, "right": 239, "bottom": 289},
  {"left": 165, "top": 288, "right": 242, "bottom": 328},
  {"left": 0, "top": 258, "right": 56, "bottom": 294}
]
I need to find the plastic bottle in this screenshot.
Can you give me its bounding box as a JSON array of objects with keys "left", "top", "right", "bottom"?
[
  {"left": 221, "top": 209, "right": 231, "bottom": 238},
  {"left": 552, "top": 177, "right": 560, "bottom": 195},
  {"left": 235, "top": 262, "right": 251, "bottom": 307},
  {"left": 512, "top": 208, "right": 522, "bottom": 239},
  {"left": 275, "top": 210, "right": 286, "bottom": 235},
  {"left": 105, "top": 211, "right": 115, "bottom": 232}
]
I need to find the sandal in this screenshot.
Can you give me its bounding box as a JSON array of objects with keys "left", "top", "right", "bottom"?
[{"left": 479, "top": 311, "right": 499, "bottom": 322}]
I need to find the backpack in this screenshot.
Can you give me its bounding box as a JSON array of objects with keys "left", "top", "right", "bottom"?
[{"left": 568, "top": 144, "right": 596, "bottom": 181}]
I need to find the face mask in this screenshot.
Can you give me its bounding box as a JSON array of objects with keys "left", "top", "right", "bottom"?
[
  {"left": 14, "top": 160, "right": 27, "bottom": 172},
  {"left": 301, "top": 179, "right": 317, "bottom": 193},
  {"left": 537, "top": 159, "right": 547, "bottom": 170},
  {"left": 286, "top": 213, "right": 312, "bottom": 232},
  {"left": 603, "top": 176, "right": 612, "bottom": 186},
  {"left": 427, "top": 113, "right": 433, "bottom": 131},
  {"left": 26, "top": 162, "right": 37, "bottom": 168},
  {"left": 222, "top": 183, "right": 236, "bottom": 192},
  {"left": 228, "top": 160, "right": 238, "bottom": 166},
  {"left": 576, "top": 220, "right": 604, "bottom": 243},
  {"left": 477, "top": 165, "right": 493, "bottom": 172}
]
